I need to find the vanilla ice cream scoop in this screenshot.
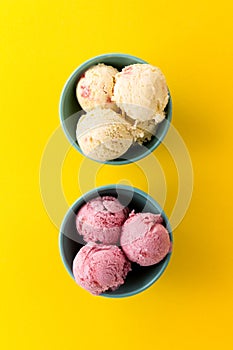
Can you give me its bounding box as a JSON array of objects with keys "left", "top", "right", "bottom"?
[
  {"left": 130, "top": 120, "right": 158, "bottom": 144},
  {"left": 76, "top": 108, "right": 134, "bottom": 161},
  {"left": 112, "top": 64, "right": 169, "bottom": 122},
  {"left": 76, "top": 64, "right": 118, "bottom": 111}
]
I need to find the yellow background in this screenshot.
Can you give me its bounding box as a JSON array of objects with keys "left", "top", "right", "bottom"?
[{"left": 1, "top": 0, "right": 233, "bottom": 349}]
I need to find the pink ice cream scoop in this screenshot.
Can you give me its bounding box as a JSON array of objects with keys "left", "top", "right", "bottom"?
[
  {"left": 76, "top": 196, "right": 129, "bottom": 244},
  {"left": 120, "top": 212, "right": 171, "bottom": 266},
  {"left": 73, "top": 243, "right": 131, "bottom": 295}
]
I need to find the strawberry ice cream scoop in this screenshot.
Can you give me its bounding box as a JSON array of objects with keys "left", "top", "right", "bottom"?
[
  {"left": 76, "top": 63, "right": 118, "bottom": 111},
  {"left": 120, "top": 212, "right": 171, "bottom": 266},
  {"left": 76, "top": 196, "right": 129, "bottom": 244},
  {"left": 73, "top": 243, "right": 131, "bottom": 295}
]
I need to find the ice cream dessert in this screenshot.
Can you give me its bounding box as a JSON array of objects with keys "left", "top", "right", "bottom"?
[
  {"left": 73, "top": 243, "right": 131, "bottom": 295},
  {"left": 76, "top": 64, "right": 118, "bottom": 111},
  {"left": 75, "top": 62, "right": 169, "bottom": 161},
  {"left": 76, "top": 107, "right": 134, "bottom": 161},
  {"left": 131, "top": 120, "right": 158, "bottom": 144},
  {"left": 71, "top": 195, "right": 172, "bottom": 295},
  {"left": 112, "top": 64, "right": 169, "bottom": 123},
  {"left": 120, "top": 212, "right": 171, "bottom": 266},
  {"left": 76, "top": 196, "right": 129, "bottom": 244}
]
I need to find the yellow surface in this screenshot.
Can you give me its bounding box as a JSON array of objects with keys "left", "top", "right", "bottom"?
[{"left": 1, "top": 0, "right": 233, "bottom": 349}]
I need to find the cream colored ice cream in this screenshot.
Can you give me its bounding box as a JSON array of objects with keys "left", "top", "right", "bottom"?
[
  {"left": 130, "top": 120, "right": 158, "bottom": 144},
  {"left": 112, "top": 64, "right": 169, "bottom": 122},
  {"left": 76, "top": 108, "right": 133, "bottom": 161},
  {"left": 76, "top": 64, "right": 118, "bottom": 112}
]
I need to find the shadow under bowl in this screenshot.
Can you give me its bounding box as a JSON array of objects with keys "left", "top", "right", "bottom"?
[{"left": 59, "top": 184, "right": 173, "bottom": 298}]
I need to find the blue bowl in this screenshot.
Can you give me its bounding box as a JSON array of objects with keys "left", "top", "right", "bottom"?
[
  {"left": 59, "top": 53, "right": 172, "bottom": 165},
  {"left": 59, "top": 185, "right": 173, "bottom": 298}
]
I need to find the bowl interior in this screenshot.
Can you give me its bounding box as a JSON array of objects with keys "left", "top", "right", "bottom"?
[
  {"left": 59, "top": 185, "right": 172, "bottom": 297},
  {"left": 59, "top": 54, "right": 172, "bottom": 165}
]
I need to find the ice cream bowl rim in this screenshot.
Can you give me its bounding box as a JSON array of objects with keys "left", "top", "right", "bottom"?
[
  {"left": 59, "top": 53, "right": 172, "bottom": 165},
  {"left": 59, "top": 184, "right": 173, "bottom": 298}
]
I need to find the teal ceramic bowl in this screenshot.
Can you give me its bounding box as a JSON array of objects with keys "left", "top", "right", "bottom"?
[
  {"left": 59, "top": 53, "right": 172, "bottom": 165},
  {"left": 59, "top": 185, "right": 173, "bottom": 298}
]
